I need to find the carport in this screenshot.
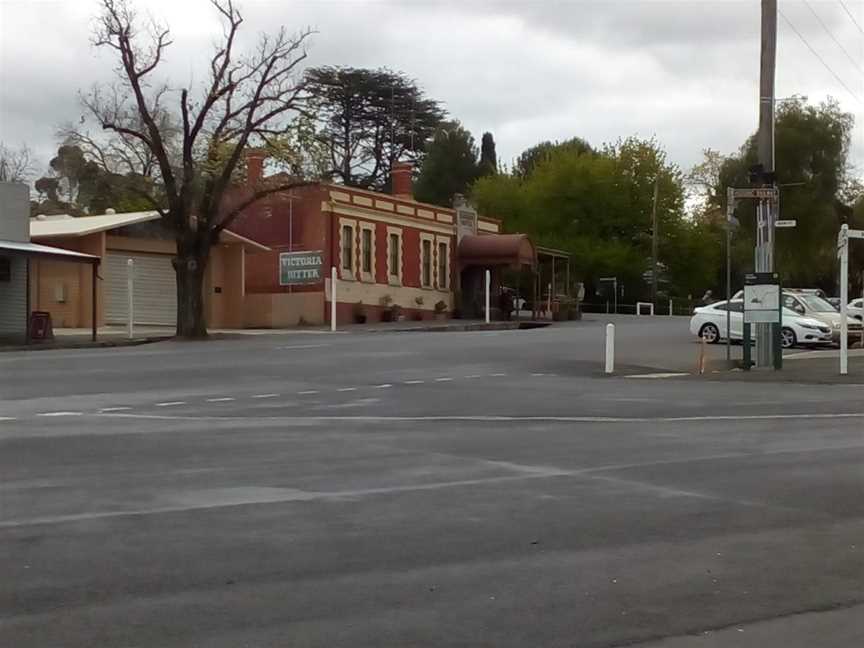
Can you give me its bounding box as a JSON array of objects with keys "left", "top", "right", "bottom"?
[{"left": 0, "top": 240, "right": 100, "bottom": 343}]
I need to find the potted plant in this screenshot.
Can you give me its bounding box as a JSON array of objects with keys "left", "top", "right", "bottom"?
[
  {"left": 352, "top": 301, "right": 367, "bottom": 324},
  {"left": 413, "top": 296, "right": 425, "bottom": 321},
  {"left": 434, "top": 300, "right": 448, "bottom": 321},
  {"left": 380, "top": 294, "right": 395, "bottom": 322}
]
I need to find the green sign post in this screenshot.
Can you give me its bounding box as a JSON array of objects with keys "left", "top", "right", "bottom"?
[
  {"left": 279, "top": 251, "right": 323, "bottom": 285},
  {"left": 742, "top": 272, "right": 782, "bottom": 371}
]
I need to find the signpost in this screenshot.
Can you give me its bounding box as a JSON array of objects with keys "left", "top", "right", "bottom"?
[
  {"left": 836, "top": 225, "right": 864, "bottom": 375},
  {"left": 279, "top": 251, "right": 323, "bottom": 286},
  {"left": 598, "top": 277, "right": 618, "bottom": 315},
  {"left": 742, "top": 272, "right": 782, "bottom": 370},
  {"left": 731, "top": 187, "right": 779, "bottom": 200},
  {"left": 775, "top": 219, "right": 797, "bottom": 228}
]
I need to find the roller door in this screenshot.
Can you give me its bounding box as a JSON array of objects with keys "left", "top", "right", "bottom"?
[{"left": 104, "top": 252, "right": 176, "bottom": 326}]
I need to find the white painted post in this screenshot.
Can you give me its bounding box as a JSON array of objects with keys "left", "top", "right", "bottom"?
[
  {"left": 547, "top": 282, "right": 552, "bottom": 318},
  {"left": 605, "top": 323, "right": 615, "bottom": 374},
  {"left": 126, "top": 259, "right": 134, "bottom": 340},
  {"left": 840, "top": 225, "right": 849, "bottom": 375},
  {"left": 485, "top": 269, "right": 491, "bottom": 324},
  {"left": 669, "top": 298, "right": 673, "bottom": 316},
  {"left": 330, "top": 266, "right": 337, "bottom": 332}
]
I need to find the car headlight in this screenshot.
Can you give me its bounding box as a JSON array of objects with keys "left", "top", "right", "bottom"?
[
  {"left": 800, "top": 322, "right": 819, "bottom": 330},
  {"left": 819, "top": 326, "right": 831, "bottom": 333},
  {"left": 833, "top": 321, "right": 841, "bottom": 329}
]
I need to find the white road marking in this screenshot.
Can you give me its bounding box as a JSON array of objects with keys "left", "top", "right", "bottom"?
[
  {"left": 489, "top": 373, "right": 507, "bottom": 377},
  {"left": 95, "top": 411, "right": 864, "bottom": 424},
  {"left": 251, "top": 393, "right": 279, "bottom": 399},
  {"left": 434, "top": 377, "right": 453, "bottom": 382},
  {"left": 464, "top": 375, "right": 482, "bottom": 379},
  {"left": 206, "top": 397, "right": 235, "bottom": 402},
  {"left": 297, "top": 390, "right": 319, "bottom": 395},
  {"left": 37, "top": 412, "right": 83, "bottom": 417},
  {"left": 277, "top": 344, "right": 331, "bottom": 350},
  {"left": 154, "top": 401, "right": 186, "bottom": 407},
  {"left": 404, "top": 380, "right": 425, "bottom": 385},
  {"left": 531, "top": 373, "right": 546, "bottom": 377},
  {"left": 337, "top": 387, "right": 357, "bottom": 392},
  {"left": 0, "top": 417, "right": 17, "bottom": 422},
  {"left": 625, "top": 372, "right": 690, "bottom": 379},
  {"left": 99, "top": 407, "right": 131, "bottom": 413},
  {"left": 375, "top": 384, "right": 392, "bottom": 389}
]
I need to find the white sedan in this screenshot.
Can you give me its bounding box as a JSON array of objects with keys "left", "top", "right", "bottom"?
[
  {"left": 690, "top": 300, "right": 833, "bottom": 348},
  {"left": 847, "top": 298, "right": 864, "bottom": 321}
]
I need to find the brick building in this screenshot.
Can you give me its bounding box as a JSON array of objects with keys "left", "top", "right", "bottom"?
[{"left": 231, "top": 156, "right": 535, "bottom": 326}]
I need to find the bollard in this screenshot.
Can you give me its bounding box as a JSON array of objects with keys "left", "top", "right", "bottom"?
[
  {"left": 669, "top": 298, "right": 673, "bottom": 316},
  {"left": 330, "top": 266, "right": 337, "bottom": 332},
  {"left": 485, "top": 269, "right": 491, "bottom": 324},
  {"left": 605, "top": 323, "right": 615, "bottom": 374},
  {"left": 126, "top": 258, "right": 134, "bottom": 340},
  {"left": 697, "top": 334, "right": 707, "bottom": 375}
]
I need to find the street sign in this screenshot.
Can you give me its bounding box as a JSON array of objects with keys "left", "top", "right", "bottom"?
[
  {"left": 848, "top": 229, "right": 864, "bottom": 240},
  {"left": 279, "top": 250, "right": 323, "bottom": 285},
  {"left": 731, "top": 187, "right": 779, "bottom": 200},
  {"left": 775, "top": 219, "right": 796, "bottom": 228}
]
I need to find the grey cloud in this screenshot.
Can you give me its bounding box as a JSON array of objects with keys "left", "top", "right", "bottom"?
[{"left": 1, "top": 0, "right": 861, "bottom": 179}]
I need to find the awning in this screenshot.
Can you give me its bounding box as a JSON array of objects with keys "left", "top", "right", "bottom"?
[
  {"left": 0, "top": 239, "right": 100, "bottom": 264},
  {"left": 458, "top": 234, "right": 535, "bottom": 268}
]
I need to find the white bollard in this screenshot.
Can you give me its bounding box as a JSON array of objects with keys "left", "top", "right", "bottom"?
[
  {"left": 485, "top": 269, "right": 491, "bottom": 324},
  {"left": 330, "top": 266, "right": 337, "bottom": 332},
  {"left": 669, "top": 298, "right": 673, "bottom": 316},
  {"left": 605, "top": 323, "right": 615, "bottom": 374},
  {"left": 840, "top": 225, "right": 848, "bottom": 375},
  {"left": 126, "top": 258, "right": 134, "bottom": 340}
]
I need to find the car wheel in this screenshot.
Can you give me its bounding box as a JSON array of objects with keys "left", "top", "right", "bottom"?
[
  {"left": 698, "top": 323, "right": 720, "bottom": 344},
  {"left": 781, "top": 327, "right": 797, "bottom": 349}
]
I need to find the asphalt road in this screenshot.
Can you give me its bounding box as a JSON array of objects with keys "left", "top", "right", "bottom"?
[{"left": 1, "top": 317, "right": 862, "bottom": 647}]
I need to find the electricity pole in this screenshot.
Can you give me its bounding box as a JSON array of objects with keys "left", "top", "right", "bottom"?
[
  {"left": 755, "top": 0, "right": 777, "bottom": 367},
  {"left": 651, "top": 177, "right": 659, "bottom": 308}
]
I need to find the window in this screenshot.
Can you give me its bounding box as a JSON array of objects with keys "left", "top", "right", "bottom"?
[
  {"left": 437, "top": 242, "right": 448, "bottom": 289},
  {"left": 361, "top": 228, "right": 372, "bottom": 274},
  {"left": 783, "top": 295, "right": 805, "bottom": 314},
  {"left": 727, "top": 301, "right": 743, "bottom": 313},
  {"left": 341, "top": 224, "right": 353, "bottom": 272},
  {"left": 0, "top": 257, "right": 10, "bottom": 282},
  {"left": 388, "top": 233, "right": 400, "bottom": 280},
  {"left": 422, "top": 239, "right": 432, "bottom": 287}
]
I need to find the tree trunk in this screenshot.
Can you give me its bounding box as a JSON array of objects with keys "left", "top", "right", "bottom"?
[{"left": 173, "top": 253, "right": 209, "bottom": 339}]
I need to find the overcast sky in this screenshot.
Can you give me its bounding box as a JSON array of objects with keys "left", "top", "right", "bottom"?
[{"left": 1, "top": 0, "right": 863, "bottom": 178}]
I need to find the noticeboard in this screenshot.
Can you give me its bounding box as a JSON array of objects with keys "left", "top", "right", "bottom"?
[
  {"left": 279, "top": 250, "right": 323, "bottom": 286},
  {"left": 743, "top": 272, "right": 780, "bottom": 323}
]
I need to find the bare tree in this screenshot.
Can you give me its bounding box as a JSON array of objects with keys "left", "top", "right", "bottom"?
[
  {"left": 83, "top": 0, "right": 314, "bottom": 337},
  {"left": 0, "top": 143, "right": 36, "bottom": 183}
]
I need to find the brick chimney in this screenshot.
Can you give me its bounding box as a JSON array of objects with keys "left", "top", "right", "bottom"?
[
  {"left": 390, "top": 161, "right": 413, "bottom": 199},
  {"left": 246, "top": 148, "right": 266, "bottom": 185}
]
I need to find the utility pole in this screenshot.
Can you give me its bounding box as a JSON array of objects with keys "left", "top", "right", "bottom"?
[
  {"left": 651, "top": 176, "right": 659, "bottom": 308},
  {"left": 755, "top": 0, "right": 777, "bottom": 367}
]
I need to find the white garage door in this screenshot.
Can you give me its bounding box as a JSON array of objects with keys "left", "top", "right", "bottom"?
[{"left": 105, "top": 252, "right": 177, "bottom": 326}]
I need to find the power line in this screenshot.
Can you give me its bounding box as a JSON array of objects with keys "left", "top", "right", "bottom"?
[
  {"left": 802, "top": 0, "right": 863, "bottom": 75},
  {"left": 779, "top": 9, "right": 863, "bottom": 104},
  {"left": 838, "top": 0, "right": 864, "bottom": 36}
]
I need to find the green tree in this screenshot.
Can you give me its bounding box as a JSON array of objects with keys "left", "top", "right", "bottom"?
[
  {"left": 306, "top": 66, "right": 446, "bottom": 190},
  {"left": 479, "top": 132, "right": 497, "bottom": 176},
  {"left": 513, "top": 137, "right": 592, "bottom": 179},
  {"left": 414, "top": 122, "right": 480, "bottom": 207},
  {"left": 473, "top": 136, "right": 693, "bottom": 301},
  {"left": 716, "top": 98, "right": 857, "bottom": 292}
]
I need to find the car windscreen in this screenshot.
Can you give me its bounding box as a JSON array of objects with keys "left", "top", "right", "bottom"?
[{"left": 799, "top": 295, "right": 837, "bottom": 312}]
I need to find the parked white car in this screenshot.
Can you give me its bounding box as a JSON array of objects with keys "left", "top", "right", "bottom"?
[
  {"left": 690, "top": 300, "right": 833, "bottom": 348},
  {"left": 847, "top": 298, "right": 864, "bottom": 321}
]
